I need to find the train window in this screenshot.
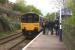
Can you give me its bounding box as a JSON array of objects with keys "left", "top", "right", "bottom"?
[
  {"left": 33, "top": 15, "right": 39, "bottom": 22},
  {"left": 21, "top": 13, "right": 39, "bottom": 23},
  {"left": 21, "top": 16, "right": 27, "bottom": 22}
]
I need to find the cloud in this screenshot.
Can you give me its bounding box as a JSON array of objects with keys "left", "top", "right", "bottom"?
[
  {"left": 9, "top": 0, "right": 16, "bottom": 3},
  {"left": 25, "top": 0, "right": 59, "bottom": 15},
  {"left": 9, "top": 0, "right": 60, "bottom": 15}
]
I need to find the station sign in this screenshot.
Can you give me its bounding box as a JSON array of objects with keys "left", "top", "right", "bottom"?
[{"left": 58, "top": 8, "right": 72, "bottom": 16}]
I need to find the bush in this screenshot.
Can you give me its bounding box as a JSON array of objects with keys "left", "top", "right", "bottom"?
[
  {"left": 0, "top": 0, "right": 8, "bottom": 4},
  {"left": 0, "top": 16, "right": 11, "bottom": 31},
  {"left": 63, "top": 20, "right": 75, "bottom": 50}
]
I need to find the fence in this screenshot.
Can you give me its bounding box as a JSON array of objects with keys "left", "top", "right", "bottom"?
[{"left": 63, "top": 24, "right": 75, "bottom": 50}]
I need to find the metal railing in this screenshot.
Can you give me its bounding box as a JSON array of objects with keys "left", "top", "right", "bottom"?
[{"left": 63, "top": 24, "right": 75, "bottom": 50}]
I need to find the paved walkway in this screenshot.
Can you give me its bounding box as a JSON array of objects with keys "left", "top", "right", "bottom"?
[{"left": 22, "top": 32, "right": 67, "bottom": 50}]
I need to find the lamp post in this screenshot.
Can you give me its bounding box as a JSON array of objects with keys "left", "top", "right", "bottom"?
[
  {"left": 59, "top": 0, "right": 65, "bottom": 41},
  {"left": 59, "top": 5, "right": 62, "bottom": 41},
  {"left": 56, "top": 0, "right": 64, "bottom": 41}
]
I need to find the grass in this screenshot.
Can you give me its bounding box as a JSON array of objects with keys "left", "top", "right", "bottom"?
[
  {"left": 0, "top": 32, "right": 11, "bottom": 38},
  {"left": 63, "top": 23, "right": 75, "bottom": 50},
  {"left": 0, "top": 30, "right": 21, "bottom": 38}
]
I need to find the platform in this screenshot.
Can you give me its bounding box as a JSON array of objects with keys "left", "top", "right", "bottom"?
[{"left": 22, "top": 32, "right": 66, "bottom": 50}]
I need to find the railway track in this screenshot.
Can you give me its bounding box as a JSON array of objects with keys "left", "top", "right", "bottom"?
[
  {"left": 0, "top": 32, "right": 29, "bottom": 50},
  {"left": 9, "top": 40, "right": 30, "bottom": 50},
  {"left": 0, "top": 32, "right": 22, "bottom": 44}
]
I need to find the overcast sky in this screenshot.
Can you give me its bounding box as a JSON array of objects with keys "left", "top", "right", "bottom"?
[{"left": 9, "top": 0, "right": 61, "bottom": 15}]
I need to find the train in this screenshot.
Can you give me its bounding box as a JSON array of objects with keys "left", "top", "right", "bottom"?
[{"left": 21, "top": 12, "right": 43, "bottom": 38}]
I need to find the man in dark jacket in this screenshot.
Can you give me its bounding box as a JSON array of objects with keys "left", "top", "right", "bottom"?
[
  {"left": 49, "top": 21, "right": 55, "bottom": 35},
  {"left": 42, "top": 21, "right": 46, "bottom": 35},
  {"left": 54, "top": 19, "right": 59, "bottom": 35},
  {"left": 45, "top": 21, "right": 49, "bottom": 35}
]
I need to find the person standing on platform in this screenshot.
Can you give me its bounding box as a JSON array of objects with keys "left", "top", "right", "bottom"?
[
  {"left": 49, "top": 21, "right": 55, "bottom": 35},
  {"left": 42, "top": 21, "right": 46, "bottom": 35},
  {"left": 54, "top": 19, "right": 59, "bottom": 35},
  {"left": 45, "top": 21, "right": 49, "bottom": 35}
]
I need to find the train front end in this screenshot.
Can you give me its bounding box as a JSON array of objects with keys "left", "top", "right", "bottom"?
[{"left": 21, "top": 13, "right": 40, "bottom": 38}]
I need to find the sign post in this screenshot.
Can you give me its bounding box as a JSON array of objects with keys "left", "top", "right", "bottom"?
[{"left": 59, "top": 7, "right": 62, "bottom": 41}]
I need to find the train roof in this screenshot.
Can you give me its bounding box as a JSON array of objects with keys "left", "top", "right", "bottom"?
[{"left": 22, "top": 12, "right": 39, "bottom": 16}]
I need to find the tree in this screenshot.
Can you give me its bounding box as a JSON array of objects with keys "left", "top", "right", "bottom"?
[
  {"left": 0, "top": 0, "right": 8, "bottom": 4},
  {"left": 64, "top": 0, "right": 75, "bottom": 24},
  {"left": 13, "top": 0, "right": 42, "bottom": 15},
  {"left": 0, "top": 16, "right": 11, "bottom": 31},
  {"left": 13, "top": 0, "right": 26, "bottom": 13},
  {"left": 13, "top": 3, "right": 26, "bottom": 13},
  {"left": 16, "top": 0, "right": 25, "bottom": 6},
  {"left": 24, "top": 5, "right": 42, "bottom": 15},
  {"left": 13, "top": 4, "right": 42, "bottom": 15},
  {"left": 45, "top": 13, "right": 55, "bottom": 21}
]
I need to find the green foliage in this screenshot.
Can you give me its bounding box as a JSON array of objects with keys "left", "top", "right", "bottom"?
[
  {"left": 13, "top": 0, "right": 42, "bottom": 15},
  {"left": 0, "top": 16, "right": 11, "bottom": 31},
  {"left": 24, "top": 5, "right": 42, "bottom": 15},
  {"left": 0, "top": 0, "right": 8, "bottom": 4},
  {"left": 0, "top": 30, "right": 21, "bottom": 38},
  {"left": 13, "top": 0, "right": 26, "bottom": 13},
  {"left": 13, "top": 3, "right": 26, "bottom": 13},
  {"left": 9, "top": 22, "right": 20, "bottom": 31},
  {"left": 6, "top": 16, "right": 20, "bottom": 31},
  {"left": 45, "top": 13, "right": 55, "bottom": 21},
  {"left": 0, "top": 32, "right": 11, "bottom": 38},
  {"left": 65, "top": 0, "right": 75, "bottom": 10},
  {"left": 63, "top": 0, "right": 75, "bottom": 50},
  {"left": 13, "top": 4, "right": 42, "bottom": 15},
  {"left": 63, "top": 23, "right": 75, "bottom": 50},
  {"left": 0, "top": 16, "right": 20, "bottom": 38},
  {"left": 64, "top": 0, "right": 75, "bottom": 24},
  {"left": 0, "top": 16, "right": 20, "bottom": 32}
]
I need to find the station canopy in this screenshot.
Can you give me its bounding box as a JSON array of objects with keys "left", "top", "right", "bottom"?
[{"left": 58, "top": 8, "right": 72, "bottom": 16}]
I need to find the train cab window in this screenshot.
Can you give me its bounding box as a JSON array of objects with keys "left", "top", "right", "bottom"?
[
  {"left": 21, "top": 16, "right": 27, "bottom": 22},
  {"left": 21, "top": 13, "right": 39, "bottom": 23},
  {"left": 33, "top": 14, "right": 39, "bottom": 22}
]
